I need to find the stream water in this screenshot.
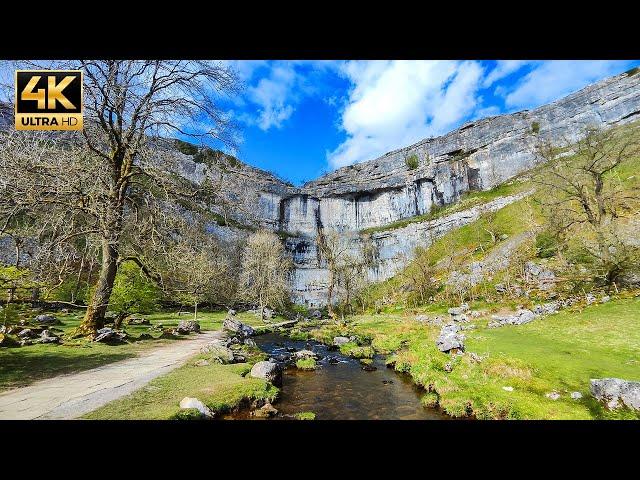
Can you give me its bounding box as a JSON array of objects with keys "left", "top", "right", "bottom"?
[{"left": 230, "top": 333, "right": 447, "bottom": 420}]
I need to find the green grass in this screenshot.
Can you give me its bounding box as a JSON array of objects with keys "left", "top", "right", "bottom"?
[
  {"left": 84, "top": 358, "right": 278, "bottom": 420},
  {"left": 295, "top": 358, "right": 317, "bottom": 370},
  {"left": 319, "top": 296, "right": 640, "bottom": 419},
  {"left": 0, "top": 307, "right": 281, "bottom": 391},
  {"left": 294, "top": 411, "right": 316, "bottom": 420},
  {"left": 339, "top": 342, "right": 374, "bottom": 359}
]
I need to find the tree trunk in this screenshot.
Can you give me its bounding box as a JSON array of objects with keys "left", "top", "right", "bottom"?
[
  {"left": 78, "top": 240, "right": 118, "bottom": 335},
  {"left": 194, "top": 301, "right": 198, "bottom": 321}
]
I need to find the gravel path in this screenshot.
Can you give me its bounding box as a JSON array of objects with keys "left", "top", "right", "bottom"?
[{"left": 0, "top": 331, "right": 222, "bottom": 420}]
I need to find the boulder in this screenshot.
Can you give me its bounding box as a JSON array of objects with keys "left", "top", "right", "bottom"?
[
  {"left": 250, "top": 361, "right": 282, "bottom": 386},
  {"left": 34, "top": 314, "right": 59, "bottom": 325},
  {"left": 179, "top": 397, "right": 214, "bottom": 418},
  {"left": 223, "top": 317, "right": 255, "bottom": 338},
  {"left": 127, "top": 316, "right": 150, "bottom": 325},
  {"left": 601, "top": 295, "right": 611, "bottom": 303},
  {"left": 227, "top": 309, "right": 237, "bottom": 316},
  {"left": 94, "top": 327, "right": 127, "bottom": 344},
  {"left": 208, "top": 345, "right": 235, "bottom": 364},
  {"left": 333, "top": 336, "right": 350, "bottom": 347},
  {"left": 533, "top": 302, "right": 559, "bottom": 315},
  {"left": 200, "top": 338, "right": 229, "bottom": 353},
  {"left": 18, "top": 328, "right": 37, "bottom": 339},
  {"left": 293, "top": 349, "right": 317, "bottom": 360},
  {"left": 448, "top": 304, "right": 469, "bottom": 316},
  {"left": 489, "top": 309, "right": 536, "bottom": 328},
  {"left": 590, "top": 378, "right": 640, "bottom": 411},
  {"left": 311, "top": 310, "right": 322, "bottom": 319},
  {"left": 435, "top": 324, "right": 465, "bottom": 353},
  {"left": 176, "top": 320, "right": 200, "bottom": 334},
  {"left": 252, "top": 402, "right": 278, "bottom": 418},
  {"left": 546, "top": 392, "right": 560, "bottom": 401},
  {"left": 571, "top": 392, "right": 583, "bottom": 400},
  {"left": 37, "top": 329, "right": 60, "bottom": 344}
]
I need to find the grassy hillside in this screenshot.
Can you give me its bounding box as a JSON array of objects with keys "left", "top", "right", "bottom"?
[{"left": 306, "top": 294, "right": 640, "bottom": 419}]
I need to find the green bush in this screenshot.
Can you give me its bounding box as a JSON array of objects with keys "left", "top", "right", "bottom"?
[
  {"left": 535, "top": 231, "right": 559, "bottom": 258},
  {"left": 294, "top": 411, "right": 316, "bottom": 420},
  {"left": 531, "top": 122, "right": 540, "bottom": 134},
  {"left": 108, "top": 261, "right": 161, "bottom": 316},
  {"left": 405, "top": 154, "right": 419, "bottom": 170}
]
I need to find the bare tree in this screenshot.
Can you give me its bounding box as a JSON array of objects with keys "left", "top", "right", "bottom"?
[
  {"left": 534, "top": 125, "right": 640, "bottom": 286},
  {"left": 239, "top": 230, "right": 292, "bottom": 320},
  {"left": 0, "top": 60, "right": 241, "bottom": 335}
]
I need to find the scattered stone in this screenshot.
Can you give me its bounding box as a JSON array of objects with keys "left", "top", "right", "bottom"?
[
  {"left": 17, "top": 328, "right": 37, "bottom": 339},
  {"left": 250, "top": 361, "right": 282, "bottom": 386},
  {"left": 546, "top": 392, "right": 561, "bottom": 401},
  {"left": 194, "top": 359, "right": 210, "bottom": 367},
  {"left": 495, "top": 283, "right": 507, "bottom": 294},
  {"left": 435, "top": 323, "right": 465, "bottom": 353},
  {"left": 333, "top": 336, "right": 350, "bottom": 347},
  {"left": 585, "top": 293, "right": 596, "bottom": 305},
  {"left": 524, "top": 261, "right": 556, "bottom": 290},
  {"left": 590, "top": 378, "right": 640, "bottom": 410},
  {"left": 293, "top": 349, "right": 317, "bottom": 360},
  {"left": 571, "top": 392, "right": 583, "bottom": 400},
  {"left": 326, "top": 356, "right": 340, "bottom": 364},
  {"left": 94, "top": 327, "right": 127, "bottom": 344},
  {"left": 127, "top": 316, "right": 150, "bottom": 325},
  {"left": 243, "top": 338, "right": 257, "bottom": 348},
  {"left": 448, "top": 304, "right": 469, "bottom": 316},
  {"left": 415, "top": 314, "right": 429, "bottom": 323},
  {"left": 311, "top": 310, "right": 322, "bottom": 319},
  {"left": 532, "top": 302, "right": 559, "bottom": 316},
  {"left": 489, "top": 309, "right": 536, "bottom": 328},
  {"left": 176, "top": 320, "right": 200, "bottom": 334},
  {"left": 459, "top": 324, "right": 476, "bottom": 331},
  {"left": 179, "top": 397, "right": 214, "bottom": 418},
  {"left": 34, "top": 314, "right": 59, "bottom": 325},
  {"left": 469, "top": 352, "right": 484, "bottom": 363},
  {"left": 601, "top": 295, "right": 611, "bottom": 303},
  {"left": 60, "top": 308, "right": 70, "bottom": 314},
  {"left": 252, "top": 402, "right": 278, "bottom": 418},
  {"left": 502, "top": 386, "right": 514, "bottom": 392},
  {"left": 37, "top": 329, "right": 60, "bottom": 344},
  {"left": 223, "top": 317, "right": 255, "bottom": 338},
  {"left": 208, "top": 345, "right": 235, "bottom": 364},
  {"left": 227, "top": 309, "right": 237, "bottom": 316},
  {"left": 444, "top": 362, "right": 453, "bottom": 373}
]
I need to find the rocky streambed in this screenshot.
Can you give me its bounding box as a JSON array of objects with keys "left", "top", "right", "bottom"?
[{"left": 227, "top": 332, "right": 447, "bottom": 420}]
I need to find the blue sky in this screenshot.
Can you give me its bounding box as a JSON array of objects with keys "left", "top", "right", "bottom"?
[{"left": 208, "top": 60, "right": 640, "bottom": 186}]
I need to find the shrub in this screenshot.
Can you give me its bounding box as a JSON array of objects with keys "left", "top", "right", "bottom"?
[
  {"left": 405, "top": 154, "right": 419, "bottom": 170},
  {"left": 531, "top": 122, "right": 540, "bottom": 134},
  {"left": 535, "top": 231, "right": 559, "bottom": 258},
  {"left": 295, "top": 411, "right": 316, "bottom": 420}
]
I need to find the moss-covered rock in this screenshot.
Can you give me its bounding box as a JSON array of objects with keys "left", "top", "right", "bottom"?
[
  {"left": 339, "top": 342, "right": 374, "bottom": 359},
  {"left": 295, "top": 357, "right": 317, "bottom": 370}
]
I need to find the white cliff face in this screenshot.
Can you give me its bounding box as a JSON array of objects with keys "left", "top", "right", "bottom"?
[{"left": 278, "top": 71, "right": 640, "bottom": 305}]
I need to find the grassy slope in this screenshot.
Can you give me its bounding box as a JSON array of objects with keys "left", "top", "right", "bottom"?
[
  {"left": 322, "top": 296, "right": 640, "bottom": 419},
  {"left": 83, "top": 359, "right": 278, "bottom": 420},
  {"left": 0, "top": 307, "right": 277, "bottom": 391}
]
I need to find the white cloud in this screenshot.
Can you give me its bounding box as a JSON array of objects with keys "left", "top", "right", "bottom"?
[
  {"left": 483, "top": 60, "right": 531, "bottom": 87},
  {"left": 503, "top": 60, "right": 635, "bottom": 109},
  {"left": 247, "top": 64, "right": 299, "bottom": 130},
  {"left": 327, "top": 60, "right": 484, "bottom": 169}
]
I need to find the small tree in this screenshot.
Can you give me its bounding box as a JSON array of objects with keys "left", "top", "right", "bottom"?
[
  {"left": 109, "top": 262, "right": 161, "bottom": 328},
  {"left": 534, "top": 125, "right": 640, "bottom": 287},
  {"left": 239, "top": 230, "right": 292, "bottom": 320}
]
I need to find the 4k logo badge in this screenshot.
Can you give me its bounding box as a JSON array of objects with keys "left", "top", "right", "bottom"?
[{"left": 15, "top": 70, "right": 83, "bottom": 131}]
